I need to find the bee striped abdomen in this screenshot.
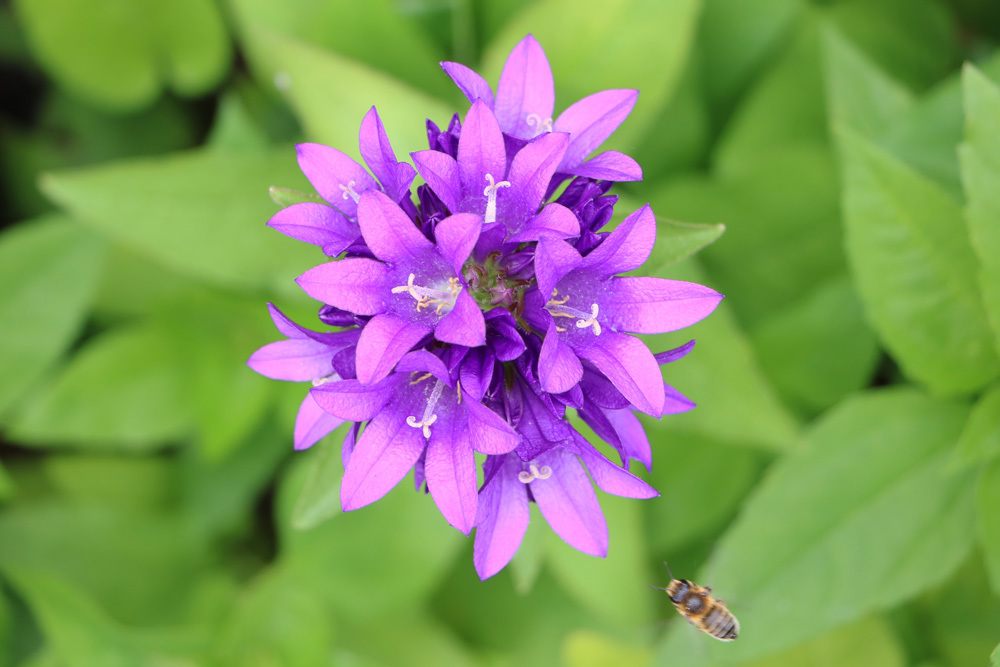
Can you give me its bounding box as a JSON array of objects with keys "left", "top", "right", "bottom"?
[{"left": 664, "top": 578, "right": 739, "bottom": 642}]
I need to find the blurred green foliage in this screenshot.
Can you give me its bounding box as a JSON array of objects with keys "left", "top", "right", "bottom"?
[{"left": 0, "top": 0, "right": 999, "bottom": 665}]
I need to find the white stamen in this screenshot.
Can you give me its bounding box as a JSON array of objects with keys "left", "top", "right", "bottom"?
[
  {"left": 391, "top": 273, "right": 461, "bottom": 315},
  {"left": 311, "top": 372, "right": 341, "bottom": 387},
  {"left": 339, "top": 179, "right": 361, "bottom": 203},
  {"left": 525, "top": 113, "right": 553, "bottom": 136},
  {"left": 518, "top": 462, "right": 554, "bottom": 484},
  {"left": 546, "top": 290, "right": 602, "bottom": 336},
  {"left": 405, "top": 381, "right": 444, "bottom": 439},
  {"left": 483, "top": 173, "right": 510, "bottom": 224}
]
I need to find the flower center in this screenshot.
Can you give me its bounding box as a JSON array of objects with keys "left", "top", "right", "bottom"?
[
  {"left": 517, "top": 462, "right": 553, "bottom": 483},
  {"left": 525, "top": 113, "right": 553, "bottom": 136},
  {"left": 391, "top": 274, "right": 461, "bottom": 315},
  {"left": 483, "top": 173, "right": 511, "bottom": 224},
  {"left": 406, "top": 380, "right": 444, "bottom": 438},
  {"left": 339, "top": 179, "right": 361, "bottom": 203},
  {"left": 545, "top": 290, "right": 602, "bottom": 335}
]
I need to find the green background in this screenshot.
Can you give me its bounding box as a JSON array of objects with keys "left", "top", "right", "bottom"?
[{"left": 1, "top": 0, "right": 1000, "bottom": 665}]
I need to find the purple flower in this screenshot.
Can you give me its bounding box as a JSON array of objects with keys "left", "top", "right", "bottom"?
[{"left": 248, "top": 34, "right": 724, "bottom": 580}]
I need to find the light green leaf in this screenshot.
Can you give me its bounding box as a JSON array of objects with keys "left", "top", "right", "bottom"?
[
  {"left": 207, "top": 92, "right": 270, "bottom": 153},
  {"left": 742, "top": 616, "right": 905, "bottom": 667},
  {"left": 648, "top": 219, "right": 725, "bottom": 269},
  {"left": 922, "top": 558, "right": 1000, "bottom": 667},
  {"left": 641, "top": 260, "right": 800, "bottom": 451},
  {"left": 960, "top": 64, "right": 1000, "bottom": 359},
  {"left": 509, "top": 506, "right": 544, "bottom": 596},
  {"left": 545, "top": 495, "right": 653, "bottom": 630},
  {"left": 978, "top": 460, "right": 1000, "bottom": 595},
  {"left": 240, "top": 27, "right": 451, "bottom": 157},
  {"left": 750, "top": 276, "right": 880, "bottom": 414},
  {"left": 336, "top": 611, "right": 478, "bottom": 667},
  {"left": 562, "top": 630, "right": 651, "bottom": 667},
  {"left": 11, "top": 325, "right": 195, "bottom": 450},
  {"left": 836, "top": 127, "right": 999, "bottom": 394},
  {"left": 483, "top": 0, "right": 702, "bottom": 151},
  {"left": 40, "top": 147, "right": 317, "bottom": 294},
  {"left": 994, "top": 642, "right": 1000, "bottom": 667},
  {"left": 41, "top": 456, "right": 172, "bottom": 511},
  {"left": 655, "top": 388, "right": 975, "bottom": 664},
  {"left": 0, "top": 462, "right": 11, "bottom": 502},
  {"left": 290, "top": 427, "right": 348, "bottom": 530},
  {"left": 0, "top": 217, "right": 103, "bottom": 418},
  {"left": 955, "top": 385, "right": 1000, "bottom": 466},
  {"left": 13, "top": 0, "right": 230, "bottom": 111}
]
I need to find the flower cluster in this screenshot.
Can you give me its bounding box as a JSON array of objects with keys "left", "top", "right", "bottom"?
[{"left": 249, "top": 35, "right": 722, "bottom": 579}]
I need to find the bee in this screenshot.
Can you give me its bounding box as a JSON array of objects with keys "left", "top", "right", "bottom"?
[{"left": 660, "top": 566, "right": 739, "bottom": 642}]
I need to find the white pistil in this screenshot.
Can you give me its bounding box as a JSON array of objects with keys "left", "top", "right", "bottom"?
[
  {"left": 406, "top": 380, "right": 444, "bottom": 439},
  {"left": 391, "top": 274, "right": 461, "bottom": 315},
  {"left": 517, "top": 463, "right": 554, "bottom": 484},
  {"left": 339, "top": 179, "right": 361, "bottom": 203},
  {"left": 525, "top": 113, "right": 553, "bottom": 135},
  {"left": 545, "top": 290, "right": 602, "bottom": 336},
  {"left": 311, "top": 372, "right": 340, "bottom": 387},
  {"left": 483, "top": 173, "right": 510, "bottom": 224}
]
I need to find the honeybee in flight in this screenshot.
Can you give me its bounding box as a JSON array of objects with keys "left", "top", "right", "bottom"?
[{"left": 660, "top": 565, "right": 739, "bottom": 642}]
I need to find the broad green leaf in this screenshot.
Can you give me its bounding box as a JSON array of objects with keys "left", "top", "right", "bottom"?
[
  {"left": 656, "top": 388, "right": 975, "bottom": 664},
  {"left": 207, "top": 92, "right": 270, "bottom": 153},
  {"left": 290, "top": 426, "right": 348, "bottom": 530},
  {"left": 41, "top": 456, "right": 173, "bottom": 511},
  {"left": 742, "top": 615, "right": 904, "bottom": 667},
  {"left": 40, "top": 147, "right": 317, "bottom": 294},
  {"left": 336, "top": 612, "right": 478, "bottom": 667},
  {"left": 0, "top": 217, "right": 103, "bottom": 418},
  {"left": 641, "top": 260, "right": 800, "bottom": 451},
  {"left": 994, "top": 642, "right": 1000, "bottom": 667},
  {"left": 836, "top": 127, "right": 999, "bottom": 394},
  {"left": 645, "top": 432, "right": 761, "bottom": 554},
  {"left": 545, "top": 495, "right": 654, "bottom": 629},
  {"left": 90, "top": 244, "right": 204, "bottom": 321},
  {"left": 13, "top": 0, "right": 230, "bottom": 111},
  {"left": 648, "top": 219, "right": 725, "bottom": 269},
  {"left": 960, "top": 65, "right": 1000, "bottom": 359},
  {"left": 562, "top": 631, "right": 650, "bottom": 667},
  {"left": 11, "top": 325, "right": 195, "bottom": 450},
  {"left": 483, "top": 0, "right": 702, "bottom": 151},
  {"left": 978, "top": 460, "right": 1000, "bottom": 595},
  {"left": 749, "top": 276, "right": 879, "bottom": 414},
  {"left": 0, "top": 462, "right": 11, "bottom": 502},
  {"left": 509, "top": 507, "right": 544, "bottom": 595},
  {"left": 213, "top": 566, "right": 334, "bottom": 667},
  {"left": 922, "top": 557, "right": 1000, "bottom": 667},
  {"left": 240, "top": 27, "right": 451, "bottom": 156},
  {"left": 955, "top": 385, "right": 1000, "bottom": 466}
]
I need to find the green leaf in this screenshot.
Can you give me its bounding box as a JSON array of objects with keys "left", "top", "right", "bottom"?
[
  {"left": 41, "top": 455, "right": 173, "bottom": 511},
  {"left": 290, "top": 427, "right": 348, "bottom": 530},
  {"left": 509, "top": 506, "right": 545, "bottom": 595},
  {"left": 482, "top": 0, "right": 702, "bottom": 151},
  {"left": 562, "top": 630, "right": 651, "bottom": 667},
  {"left": 977, "top": 460, "right": 1000, "bottom": 595},
  {"left": 40, "top": 147, "right": 318, "bottom": 294},
  {"left": 750, "top": 276, "right": 880, "bottom": 414},
  {"left": 545, "top": 495, "right": 654, "bottom": 630},
  {"left": 647, "top": 219, "right": 725, "bottom": 269},
  {"left": 655, "top": 388, "right": 976, "bottom": 664},
  {"left": 336, "top": 611, "right": 478, "bottom": 667},
  {"left": 921, "top": 557, "right": 1000, "bottom": 667},
  {"left": 13, "top": 0, "right": 230, "bottom": 111},
  {"left": 742, "top": 616, "right": 905, "bottom": 667},
  {"left": 0, "top": 462, "right": 11, "bottom": 502},
  {"left": 955, "top": 385, "right": 1000, "bottom": 466},
  {"left": 836, "top": 126, "right": 999, "bottom": 394},
  {"left": 240, "top": 27, "right": 451, "bottom": 156},
  {"left": 11, "top": 325, "right": 195, "bottom": 450},
  {"left": 993, "top": 642, "right": 1000, "bottom": 667},
  {"left": 90, "top": 244, "right": 203, "bottom": 321},
  {"left": 960, "top": 64, "right": 1000, "bottom": 359},
  {"left": 0, "top": 217, "right": 103, "bottom": 418}
]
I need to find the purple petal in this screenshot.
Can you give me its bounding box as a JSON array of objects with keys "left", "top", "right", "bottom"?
[
  {"left": 457, "top": 101, "right": 507, "bottom": 201},
  {"left": 654, "top": 340, "right": 696, "bottom": 365},
  {"left": 465, "top": 397, "right": 519, "bottom": 454},
  {"left": 267, "top": 203, "right": 358, "bottom": 256},
  {"left": 459, "top": 349, "right": 494, "bottom": 401},
  {"left": 396, "top": 350, "right": 452, "bottom": 385},
  {"left": 266, "top": 303, "right": 308, "bottom": 339},
  {"left": 494, "top": 35, "right": 555, "bottom": 139},
  {"left": 296, "top": 143, "right": 377, "bottom": 219},
  {"left": 296, "top": 258, "right": 393, "bottom": 315},
  {"left": 359, "top": 106, "right": 416, "bottom": 202},
  {"left": 579, "top": 204, "right": 655, "bottom": 279},
  {"left": 539, "top": 321, "right": 583, "bottom": 394},
  {"left": 662, "top": 383, "right": 696, "bottom": 416},
  {"left": 310, "top": 378, "right": 396, "bottom": 421},
  {"left": 531, "top": 447, "right": 607, "bottom": 557},
  {"left": 485, "top": 309, "right": 526, "bottom": 362},
  {"left": 507, "top": 203, "right": 580, "bottom": 242},
  {"left": 426, "top": 424, "right": 478, "bottom": 533},
  {"left": 411, "top": 150, "right": 462, "bottom": 213},
  {"left": 603, "top": 277, "right": 723, "bottom": 334},
  {"left": 294, "top": 393, "right": 345, "bottom": 451},
  {"left": 554, "top": 89, "right": 638, "bottom": 169},
  {"left": 357, "top": 191, "right": 433, "bottom": 265},
  {"left": 441, "top": 61, "right": 495, "bottom": 107},
  {"left": 574, "top": 332, "right": 665, "bottom": 416},
  {"left": 265, "top": 305, "right": 360, "bottom": 347},
  {"left": 571, "top": 151, "right": 642, "bottom": 182},
  {"left": 340, "top": 407, "right": 425, "bottom": 511},
  {"left": 435, "top": 290, "right": 486, "bottom": 347},
  {"left": 571, "top": 435, "right": 657, "bottom": 499},
  {"left": 247, "top": 339, "right": 334, "bottom": 381},
  {"left": 356, "top": 314, "right": 432, "bottom": 384},
  {"left": 603, "top": 407, "right": 652, "bottom": 470},
  {"left": 534, "top": 238, "right": 583, "bottom": 298},
  {"left": 474, "top": 455, "right": 529, "bottom": 580},
  {"left": 505, "top": 132, "right": 569, "bottom": 228},
  {"left": 435, "top": 213, "right": 481, "bottom": 274}
]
